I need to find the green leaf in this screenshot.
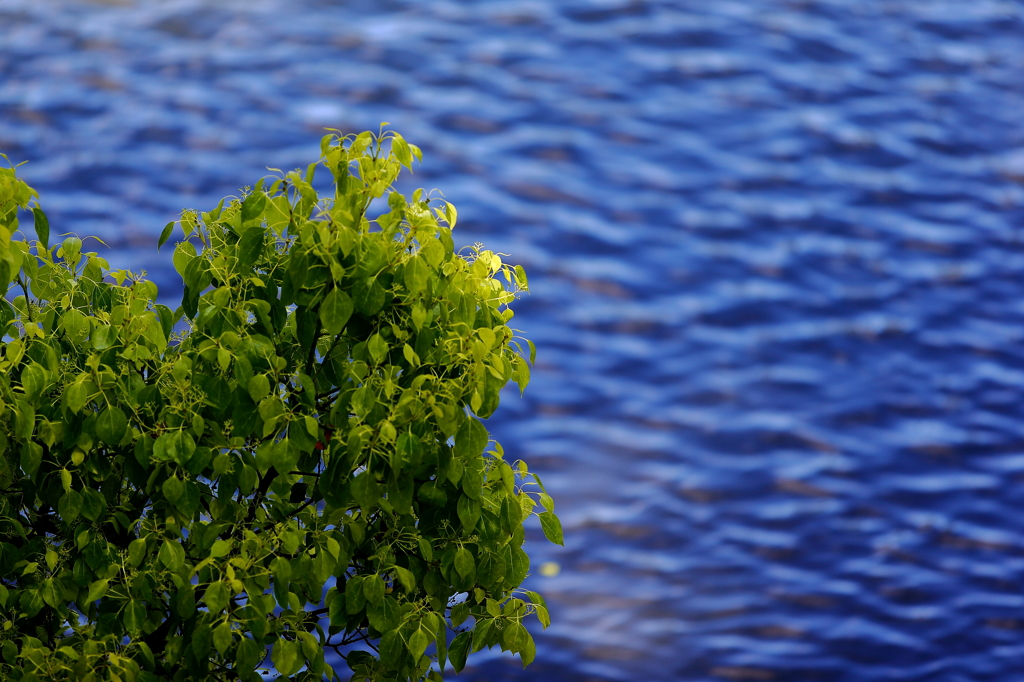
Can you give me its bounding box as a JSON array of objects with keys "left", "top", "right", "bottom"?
[
  {"left": 353, "top": 277, "right": 386, "bottom": 316},
  {"left": 123, "top": 601, "right": 147, "bottom": 634},
  {"left": 329, "top": 589, "right": 346, "bottom": 627},
  {"left": 419, "top": 479, "right": 447, "bottom": 507},
  {"left": 237, "top": 637, "right": 262, "bottom": 671},
  {"left": 454, "top": 417, "right": 489, "bottom": 461},
  {"left": 175, "top": 584, "right": 195, "bottom": 618},
  {"left": 60, "top": 309, "right": 90, "bottom": 343},
  {"left": 271, "top": 556, "right": 292, "bottom": 584},
  {"left": 298, "top": 632, "right": 318, "bottom": 663},
  {"left": 155, "top": 303, "right": 174, "bottom": 339},
  {"left": 271, "top": 637, "right": 301, "bottom": 678},
  {"left": 367, "top": 595, "right": 401, "bottom": 633},
  {"left": 182, "top": 254, "right": 212, "bottom": 293},
  {"left": 410, "top": 302, "right": 427, "bottom": 330},
  {"left": 420, "top": 239, "right": 444, "bottom": 269},
  {"left": 128, "top": 538, "right": 147, "bottom": 567},
  {"left": 402, "top": 343, "right": 420, "bottom": 367},
  {"left": 434, "top": 615, "right": 448, "bottom": 669},
  {"left": 352, "top": 471, "right": 379, "bottom": 511},
  {"left": 241, "top": 191, "right": 267, "bottom": 224},
  {"left": 471, "top": 618, "right": 494, "bottom": 653},
  {"left": 20, "top": 441, "right": 41, "bottom": 477},
  {"left": 213, "top": 622, "right": 233, "bottom": 655},
  {"left": 209, "top": 539, "right": 232, "bottom": 559},
  {"left": 519, "top": 628, "right": 536, "bottom": 667},
  {"left": 85, "top": 579, "right": 109, "bottom": 603},
  {"left": 65, "top": 381, "right": 90, "bottom": 414},
  {"left": 96, "top": 406, "right": 128, "bottom": 445},
  {"left": 162, "top": 476, "right": 184, "bottom": 503},
  {"left": 58, "top": 489, "right": 82, "bottom": 523},
  {"left": 31, "top": 207, "right": 49, "bottom": 249},
  {"left": 166, "top": 430, "right": 196, "bottom": 466},
  {"left": 159, "top": 539, "right": 185, "bottom": 571},
  {"left": 205, "top": 581, "right": 230, "bottom": 613},
  {"left": 444, "top": 201, "right": 458, "bottom": 229},
  {"left": 59, "top": 468, "right": 72, "bottom": 493},
  {"left": 450, "top": 456, "right": 466, "bottom": 483},
  {"left": 503, "top": 620, "right": 527, "bottom": 653},
  {"left": 367, "top": 333, "right": 388, "bottom": 365},
  {"left": 393, "top": 565, "right": 416, "bottom": 593},
  {"left": 172, "top": 241, "right": 196, "bottom": 277},
  {"left": 498, "top": 461, "right": 516, "bottom": 495},
  {"left": 195, "top": 626, "right": 217, "bottom": 661},
  {"left": 20, "top": 363, "right": 46, "bottom": 399},
  {"left": 450, "top": 603, "right": 469, "bottom": 628},
  {"left": 40, "top": 579, "right": 60, "bottom": 607},
  {"left": 247, "top": 373, "right": 270, "bottom": 402},
  {"left": 417, "top": 537, "right": 434, "bottom": 562},
  {"left": 319, "top": 288, "right": 354, "bottom": 336},
  {"left": 538, "top": 511, "right": 564, "bottom": 546},
  {"left": 509, "top": 546, "right": 530, "bottom": 586},
  {"left": 408, "top": 626, "right": 429, "bottom": 660},
  {"left": 514, "top": 355, "right": 531, "bottom": 395},
  {"left": 90, "top": 323, "right": 115, "bottom": 350},
  {"left": 157, "top": 221, "right": 174, "bottom": 251},
  {"left": 237, "top": 226, "right": 265, "bottom": 269},
  {"left": 457, "top": 495, "right": 481, "bottom": 534},
  {"left": 449, "top": 631, "right": 471, "bottom": 672},
  {"left": 362, "top": 574, "right": 385, "bottom": 606},
  {"left": 392, "top": 135, "right": 413, "bottom": 169},
  {"left": 379, "top": 629, "right": 405, "bottom": 670},
  {"left": 345, "top": 576, "right": 367, "bottom": 614},
  {"left": 514, "top": 264, "right": 529, "bottom": 290},
  {"left": 80, "top": 488, "right": 106, "bottom": 521},
  {"left": 454, "top": 547, "right": 474, "bottom": 578},
  {"left": 404, "top": 256, "right": 427, "bottom": 295},
  {"left": 501, "top": 497, "right": 520, "bottom": 533}
]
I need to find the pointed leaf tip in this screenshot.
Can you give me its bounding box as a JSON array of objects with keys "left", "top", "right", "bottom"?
[
  {"left": 31, "top": 207, "right": 49, "bottom": 249},
  {"left": 157, "top": 221, "right": 175, "bottom": 251}
]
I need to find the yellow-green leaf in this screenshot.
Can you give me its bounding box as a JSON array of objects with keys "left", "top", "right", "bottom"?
[
  {"left": 454, "top": 547, "right": 474, "bottom": 578},
  {"left": 86, "top": 579, "right": 109, "bottom": 603},
  {"left": 271, "top": 638, "right": 301, "bottom": 678},
  {"left": 319, "top": 288, "right": 353, "bottom": 336},
  {"left": 538, "top": 511, "right": 564, "bottom": 546}
]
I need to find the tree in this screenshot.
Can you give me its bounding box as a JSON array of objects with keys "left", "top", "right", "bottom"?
[{"left": 0, "top": 127, "right": 561, "bottom": 682}]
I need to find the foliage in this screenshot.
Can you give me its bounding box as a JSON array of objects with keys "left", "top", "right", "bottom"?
[{"left": 0, "top": 128, "right": 561, "bottom": 681}]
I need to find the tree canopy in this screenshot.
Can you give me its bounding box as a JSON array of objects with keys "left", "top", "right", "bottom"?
[{"left": 0, "top": 128, "right": 561, "bottom": 681}]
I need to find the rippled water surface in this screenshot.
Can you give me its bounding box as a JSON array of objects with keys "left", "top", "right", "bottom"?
[{"left": 4, "top": 0, "right": 1024, "bottom": 680}]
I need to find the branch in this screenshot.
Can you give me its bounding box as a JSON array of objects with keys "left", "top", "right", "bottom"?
[
  {"left": 242, "top": 466, "right": 279, "bottom": 527},
  {"left": 15, "top": 276, "right": 33, "bottom": 322}
]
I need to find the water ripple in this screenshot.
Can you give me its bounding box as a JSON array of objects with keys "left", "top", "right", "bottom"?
[{"left": 4, "top": 0, "right": 1024, "bottom": 680}]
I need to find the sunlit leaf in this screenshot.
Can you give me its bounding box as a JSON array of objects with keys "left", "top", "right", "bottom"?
[
  {"left": 538, "top": 511, "right": 564, "bottom": 546},
  {"left": 157, "top": 221, "right": 175, "bottom": 251}
]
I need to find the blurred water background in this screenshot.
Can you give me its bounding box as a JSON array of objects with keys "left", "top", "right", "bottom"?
[{"left": 4, "top": 0, "right": 1024, "bottom": 680}]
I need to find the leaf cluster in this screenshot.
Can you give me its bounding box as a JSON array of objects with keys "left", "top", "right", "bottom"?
[{"left": 0, "top": 130, "right": 561, "bottom": 682}]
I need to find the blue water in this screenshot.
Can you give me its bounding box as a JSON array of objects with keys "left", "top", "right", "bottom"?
[{"left": 4, "top": 1, "right": 1024, "bottom": 680}]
